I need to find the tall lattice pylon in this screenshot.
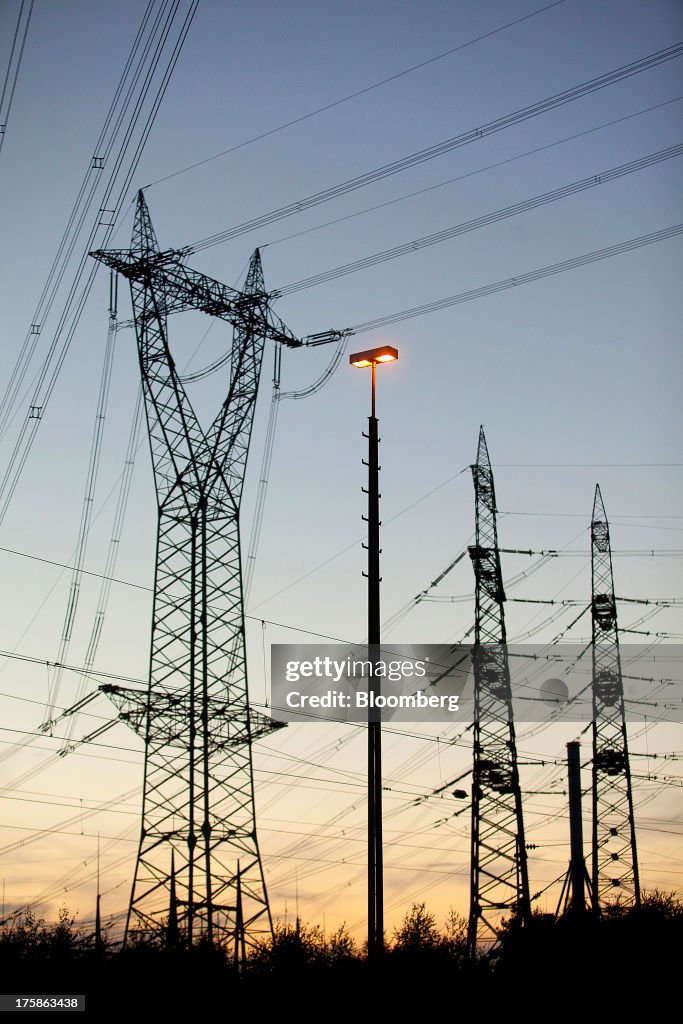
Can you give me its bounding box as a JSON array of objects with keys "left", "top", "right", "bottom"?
[
  {"left": 90, "top": 191, "right": 303, "bottom": 947},
  {"left": 590, "top": 484, "right": 640, "bottom": 911},
  {"left": 467, "top": 427, "right": 530, "bottom": 955}
]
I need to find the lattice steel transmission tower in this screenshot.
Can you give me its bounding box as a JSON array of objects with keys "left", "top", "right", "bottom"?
[
  {"left": 90, "top": 190, "right": 306, "bottom": 948},
  {"left": 467, "top": 427, "right": 530, "bottom": 954},
  {"left": 590, "top": 484, "right": 640, "bottom": 911}
]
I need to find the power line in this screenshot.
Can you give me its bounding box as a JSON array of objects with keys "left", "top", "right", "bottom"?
[
  {"left": 0, "top": 0, "right": 159, "bottom": 440},
  {"left": 60, "top": 390, "right": 144, "bottom": 751},
  {"left": 187, "top": 41, "right": 683, "bottom": 252},
  {"left": 0, "top": 545, "right": 149, "bottom": 590},
  {"left": 0, "top": 0, "right": 200, "bottom": 524},
  {"left": 261, "top": 96, "right": 683, "bottom": 250},
  {"left": 0, "top": 0, "right": 34, "bottom": 157},
  {"left": 502, "top": 509, "right": 683, "bottom": 519},
  {"left": 0, "top": 466, "right": 472, "bottom": 610},
  {"left": 143, "top": 0, "right": 571, "bottom": 189},
  {"left": 494, "top": 463, "right": 683, "bottom": 468},
  {"left": 279, "top": 143, "right": 683, "bottom": 296},
  {"left": 248, "top": 467, "right": 471, "bottom": 612},
  {"left": 44, "top": 304, "right": 120, "bottom": 719},
  {"left": 346, "top": 223, "right": 683, "bottom": 334}
]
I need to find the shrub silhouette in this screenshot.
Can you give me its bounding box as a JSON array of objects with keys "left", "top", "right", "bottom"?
[{"left": 0, "top": 905, "right": 88, "bottom": 962}]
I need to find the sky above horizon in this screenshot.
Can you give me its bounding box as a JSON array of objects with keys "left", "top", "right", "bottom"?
[{"left": 0, "top": 0, "right": 681, "bottom": 941}]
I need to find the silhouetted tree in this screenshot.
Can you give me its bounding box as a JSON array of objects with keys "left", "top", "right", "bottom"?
[
  {"left": 442, "top": 906, "right": 468, "bottom": 960},
  {"left": 392, "top": 902, "right": 440, "bottom": 953},
  {"left": 326, "top": 922, "right": 357, "bottom": 963}
]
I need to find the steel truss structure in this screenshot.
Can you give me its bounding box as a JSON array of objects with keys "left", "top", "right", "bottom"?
[
  {"left": 590, "top": 485, "right": 640, "bottom": 910},
  {"left": 90, "top": 191, "right": 303, "bottom": 947},
  {"left": 467, "top": 427, "right": 530, "bottom": 954}
]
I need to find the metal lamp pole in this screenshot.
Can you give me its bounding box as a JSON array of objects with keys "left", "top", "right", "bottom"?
[{"left": 350, "top": 344, "right": 398, "bottom": 960}]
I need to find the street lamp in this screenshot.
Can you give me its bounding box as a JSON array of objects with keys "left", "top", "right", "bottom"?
[{"left": 349, "top": 343, "right": 398, "bottom": 960}]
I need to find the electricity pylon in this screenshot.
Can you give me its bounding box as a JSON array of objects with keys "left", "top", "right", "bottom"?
[
  {"left": 90, "top": 191, "right": 305, "bottom": 948},
  {"left": 467, "top": 427, "right": 530, "bottom": 954},
  {"left": 590, "top": 485, "right": 640, "bottom": 910}
]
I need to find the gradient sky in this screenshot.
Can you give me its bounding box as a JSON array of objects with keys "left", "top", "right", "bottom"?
[{"left": 0, "top": 0, "right": 681, "bottom": 941}]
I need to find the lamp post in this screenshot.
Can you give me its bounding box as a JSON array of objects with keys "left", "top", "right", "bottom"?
[{"left": 349, "top": 344, "right": 398, "bottom": 960}]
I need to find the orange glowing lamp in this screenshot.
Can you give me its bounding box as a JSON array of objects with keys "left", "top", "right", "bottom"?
[{"left": 349, "top": 345, "right": 398, "bottom": 368}]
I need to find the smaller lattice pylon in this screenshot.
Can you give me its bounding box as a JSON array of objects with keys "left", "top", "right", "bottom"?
[
  {"left": 467, "top": 427, "right": 530, "bottom": 955},
  {"left": 590, "top": 485, "right": 640, "bottom": 912}
]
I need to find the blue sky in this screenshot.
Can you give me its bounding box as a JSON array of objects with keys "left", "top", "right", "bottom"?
[{"left": 0, "top": 0, "right": 681, "bottom": 937}]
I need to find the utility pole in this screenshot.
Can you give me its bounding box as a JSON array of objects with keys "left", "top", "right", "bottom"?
[
  {"left": 556, "top": 741, "right": 590, "bottom": 916},
  {"left": 467, "top": 427, "right": 530, "bottom": 955},
  {"left": 590, "top": 485, "right": 640, "bottom": 911},
  {"left": 567, "top": 741, "right": 587, "bottom": 913}
]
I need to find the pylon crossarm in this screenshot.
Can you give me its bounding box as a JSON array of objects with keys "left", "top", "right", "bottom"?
[{"left": 89, "top": 247, "right": 303, "bottom": 348}]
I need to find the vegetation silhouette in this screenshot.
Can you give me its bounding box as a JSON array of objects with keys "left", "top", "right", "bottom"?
[{"left": 0, "top": 892, "right": 679, "bottom": 1009}]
